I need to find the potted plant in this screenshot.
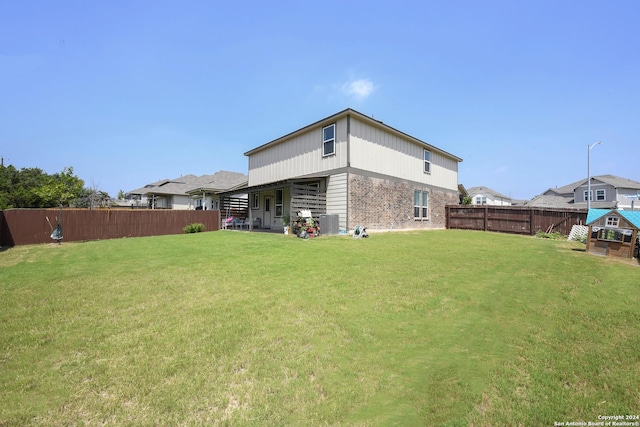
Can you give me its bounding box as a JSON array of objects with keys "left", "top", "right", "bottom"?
[
  {"left": 281, "top": 214, "right": 290, "bottom": 234},
  {"left": 306, "top": 217, "right": 315, "bottom": 236}
]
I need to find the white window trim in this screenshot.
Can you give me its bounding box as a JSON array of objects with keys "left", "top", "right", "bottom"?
[
  {"left": 605, "top": 215, "right": 619, "bottom": 228},
  {"left": 414, "top": 190, "right": 429, "bottom": 220},
  {"left": 322, "top": 124, "right": 335, "bottom": 157},
  {"left": 583, "top": 190, "right": 592, "bottom": 201},
  {"left": 252, "top": 193, "right": 259, "bottom": 209},
  {"left": 424, "top": 149, "right": 431, "bottom": 174},
  {"left": 596, "top": 189, "right": 606, "bottom": 201}
]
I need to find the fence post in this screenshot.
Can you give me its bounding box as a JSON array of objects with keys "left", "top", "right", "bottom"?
[
  {"left": 530, "top": 209, "right": 534, "bottom": 235},
  {"left": 484, "top": 206, "right": 488, "bottom": 231},
  {"left": 445, "top": 206, "right": 450, "bottom": 229}
]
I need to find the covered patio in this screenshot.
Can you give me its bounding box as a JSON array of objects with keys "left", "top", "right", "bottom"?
[{"left": 217, "top": 176, "right": 328, "bottom": 233}]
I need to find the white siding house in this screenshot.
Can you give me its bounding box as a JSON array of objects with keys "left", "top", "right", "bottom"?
[{"left": 467, "top": 186, "right": 513, "bottom": 206}]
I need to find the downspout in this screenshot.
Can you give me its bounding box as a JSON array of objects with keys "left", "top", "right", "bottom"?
[{"left": 346, "top": 114, "right": 351, "bottom": 232}]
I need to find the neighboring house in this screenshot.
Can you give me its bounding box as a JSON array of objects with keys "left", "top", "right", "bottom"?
[
  {"left": 126, "top": 171, "right": 247, "bottom": 210},
  {"left": 526, "top": 179, "right": 584, "bottom": 208},
  {"left": 232, "top": 108, "right": 462, "bottom": 232},
  {"left": 527, "top": 175, "right": 640, "bottom": 209},
  {"left": 586, "top": 208, "right": 640, "bottom": 259},
  {"left": 466, "top": 186, "right": 512, "bottom": 206},
  {"left": 185, "top": 171, "right": 249, "bottom": 211},
  {"left": 577, "top": 175, "right": 640, "bottom": 210}
]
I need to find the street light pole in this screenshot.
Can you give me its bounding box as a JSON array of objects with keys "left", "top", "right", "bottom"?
[{"left": 587, "top": 141, "right": 602, "bottom": 211}]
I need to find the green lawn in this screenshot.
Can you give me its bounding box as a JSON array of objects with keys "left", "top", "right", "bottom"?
[{"left": 1, "top": 230, "right": 638, "bottom": 426}]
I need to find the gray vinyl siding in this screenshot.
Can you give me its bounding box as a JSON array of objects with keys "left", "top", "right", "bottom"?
[
  {"left": 575, "top": 183, "right": 616, "bottom": 203},
  {"left": 248, "top": 117, "right": 349, "bottom": 186},
  {"left": 349, "top": 117, "right": 458, "bottom": 191},
  {"left": 326, "top": 173, "right": 348, "bottom": 231}
]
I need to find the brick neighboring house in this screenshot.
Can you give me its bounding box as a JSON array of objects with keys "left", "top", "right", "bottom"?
[{"left": 235, "top": 108, "right": 463, "bottom": 233}]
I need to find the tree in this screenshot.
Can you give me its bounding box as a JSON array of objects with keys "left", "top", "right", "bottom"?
[
  {"left": 0, "top": 165, "right": 49, "bottom": 208},
  {"left": 33, "top": 167, "right": 85, "bottom": 207},
  {"left": 74, "top": 188, "right": 112, "bottom": 209},
  {"left": 117, "top": 190, "right": 125, "bottom": 200},
  {"left": 0, "top": 165, "right": 86, "bottom": 209}
]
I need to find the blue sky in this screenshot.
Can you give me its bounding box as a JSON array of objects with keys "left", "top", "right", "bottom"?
[{"left": 2, "top": 0, "right": 638, "bottom": 200}]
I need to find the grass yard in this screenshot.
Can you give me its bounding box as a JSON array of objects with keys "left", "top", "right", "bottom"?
[{"left": 0, "top": 229, "right": 638, "bottom": 426}]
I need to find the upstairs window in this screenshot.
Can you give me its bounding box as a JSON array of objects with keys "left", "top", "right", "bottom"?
[
  {"left": 596, "top": 189, "right": 606, "bottom": 201},
  {"left": 475, "top": 196, "right": 487, "bottom": 205},
  {"left": 323, "top": 124, "right": 335, "bottom": 156},
  {"left": 424, "top": 149, "right": 431, "bottom": 173},
  {"left": 583, "top": 190, "right": 592, "bottom": 201}
]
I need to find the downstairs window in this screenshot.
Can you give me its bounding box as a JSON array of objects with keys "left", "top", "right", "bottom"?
[{"left": 414, "top": 190, "right": 429, "bottom": 220}]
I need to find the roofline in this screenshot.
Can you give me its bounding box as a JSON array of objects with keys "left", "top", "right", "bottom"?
[
  {"left": 186, "top": 187, "right": 225, "bottom": 195},
  {"left": 243, "top": 108, "right": 463, "bottom": 162},
  {"left": 218, "top": 173, "right": 331, "bottom": 197},
  {"left": 467, "top": 186, "right": 511, "bottom": 200},
  {"left": 186, "top": 180, "right": 249, "bottom": 195},
  {"left": 572, "top": 175, "right": 640, "bottom": 191},
  {"left": 586, "top": 208, "right": 640, "bottom": 228}
]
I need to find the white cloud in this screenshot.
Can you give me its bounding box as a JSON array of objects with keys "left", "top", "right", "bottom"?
[{"left": 341, "top": 78, "right": 376, "bottom": 101}]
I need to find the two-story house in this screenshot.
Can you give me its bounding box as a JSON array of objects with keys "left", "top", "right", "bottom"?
[
  {"left": 237, "top": 108, "right": 462, "bottom": 233},
  {"left": 527, "top": 175, "right": 640, "bottom": 209},
  {"left": 575, "top": 175, "right": 640, "bottom": 210}
]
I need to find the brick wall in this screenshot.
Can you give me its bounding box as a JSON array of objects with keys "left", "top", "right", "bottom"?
[{"left": 348, "top": 173, "right": 458, "bottom": 230}]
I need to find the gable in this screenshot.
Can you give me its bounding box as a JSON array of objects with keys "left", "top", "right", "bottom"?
[
  {"left": 587, "top": 209, "right": 640, "bottom": 229},
  {"left": 592, "top": 174, "right": 640, "bottom": 189},
  {"left": 467, "top": 186, "right": 510, "bottom": 200}
]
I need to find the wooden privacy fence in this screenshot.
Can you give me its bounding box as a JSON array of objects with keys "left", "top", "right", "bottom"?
[
  {"left": 0, "top": 209, "right": 220, "bottom": 246},
  {"left": 445, "top": 205, "right": 587, "bottom": 236}
]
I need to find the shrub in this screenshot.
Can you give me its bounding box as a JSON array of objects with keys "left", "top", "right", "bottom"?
[
  {"left": 535, "top": 230, "right": 565, "bottom": 240},
  {"left": 183, "top": 223, "right": 205, "bottom": 234}
]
